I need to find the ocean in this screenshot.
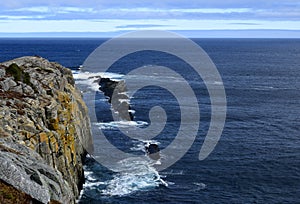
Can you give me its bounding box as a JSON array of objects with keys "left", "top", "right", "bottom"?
[{"left": 1, "top": 38, "right": 300, "bottom": 203}]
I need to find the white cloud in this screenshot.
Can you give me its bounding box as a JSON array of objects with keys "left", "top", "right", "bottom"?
[
  {"left": 0, "top": 1, "right": 299, "bottom": 35},
  {"left": 10, "top": 6, "right": 50, "bottom": 13},
  {"left": 0, "top": 15, "right": 47, "bottom": 20},
  {"left": 172, "top": 8, "right": 252, "bottom": 13},
  {"left": 114, "top": 8, "right": 252, "bottom": 14},
  {"left": 4, "top": 6, "right": 300, "bottom": 22},
  {"left": 0, "top": 19, "right": 299, "bottom": 33},
  {"left": 255, "top": 8, "right": 300, "bottom": 19},
  {"left": 8, "top": 6, "right": 252, "bottom": 15},
  {"left": 9, "top": 6, "right": 96, "bottom": 14},
  {"left": 57, "top": 7, "right": 96, "bottom": 13}
]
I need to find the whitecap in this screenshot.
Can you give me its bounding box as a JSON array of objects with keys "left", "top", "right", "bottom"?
[
  {"left": 118, "top": 99, "right": 130, "bottom": 103},
  {"left": 75, "top": 78, "right": 100, "bottom": 92},
  {"left": 252, "top": 86, "right": 274, "bottom": 90},
  {"left": 94, "top": 121, "right": 148, "bottom": 130},
  {"left": 128, "top": 109, "right": 136, "bottom": 114},
  {"left": 73, "top": 71, "right": 125, "bottom": 92},
  {"left": 213, "top": 81, "right": 223, "bottom": 85},
  {"left": 130, "top": 140, "right": 160, "bottom": 153},
  {"left": 101, "top": 157, "right": 167, "bottom": 196},
  {"left": 73, "top": 71, "right": 124, "bottom": 81},
  {"left": 193, "top": 182, "right": 206, "bottom": 190},
  {"left": 161, "top": 169, "right": 184, "bottom": 175}
]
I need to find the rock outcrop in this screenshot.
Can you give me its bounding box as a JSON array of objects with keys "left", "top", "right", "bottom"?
[
  {"left": 99, "top": 77, "right": 133, "bottom": 121},
  {"left": 145, "top": 143, "right": 160, "bottom": 160},
  {"left": 0, "top": 56, "right": 93, "bottom": 203}
]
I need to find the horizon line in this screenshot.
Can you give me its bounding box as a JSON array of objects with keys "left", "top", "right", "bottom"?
[{"left": 0, "top": 30, "right": 299, "bottom": 38}]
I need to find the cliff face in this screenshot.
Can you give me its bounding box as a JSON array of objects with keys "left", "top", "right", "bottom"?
[{"left": 0, "top": 56, "right": 92, "bottom": 203}]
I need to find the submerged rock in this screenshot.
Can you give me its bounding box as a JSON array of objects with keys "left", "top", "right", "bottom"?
[{"left": 0, "top": 56, "right": 93, "bottom": 203}]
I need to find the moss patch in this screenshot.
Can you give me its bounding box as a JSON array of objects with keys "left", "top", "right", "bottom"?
[
  {"left": 5, "top": 63, "right": 33, "bottom": 86},
  {"left": 5, "top": 63, "right": 22, "bottom": 81},
  {"left": 23, "top": 72, "right": 31, "bottom": 86}
]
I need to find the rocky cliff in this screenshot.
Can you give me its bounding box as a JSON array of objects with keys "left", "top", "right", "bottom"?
[{"left": 0, "top": 56, "right": 93, "bottom": 203}]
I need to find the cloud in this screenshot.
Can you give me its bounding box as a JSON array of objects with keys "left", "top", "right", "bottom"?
[
  {"left": 229, "top": 22, "right": 260, "bottom": 25},
  {"left": 1, "top": 0, "right": 299, "bottom": 12},
  {"left": 0, "top": 15, "right": 49, "bottom": 20},
  {"left": 0, "top": 19, "right": 299, "bottom": 33},
  {"left": 108, "top": 8, "right": 252, "bottom": 14},
  {"left": 116, "top": 24, "right": 168, "bottom": 29},
  {"left": 8, "top": 6, "right": 96, "bottom": 14},
  {"left": 1, "top": 4, "right": 300, "bottom": 21},
  {"left": 11, "top": 6, "right": 50, "bottom": 13},
  {"left": 0, "top": 0, "right": 299, "bottom": 35}
]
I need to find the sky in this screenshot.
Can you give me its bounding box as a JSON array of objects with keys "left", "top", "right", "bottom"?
[{"left": 0, "top": 0, "right": 300, "bottom": 37}]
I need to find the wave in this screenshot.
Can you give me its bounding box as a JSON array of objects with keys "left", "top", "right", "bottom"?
[
  {"left": 82, "top": 156, "right": 168, "bottom": 197},
  {"left": 94, "top": 120, "right": 148, "bottom": 130},
  {"left": 101, "top": 157, "right": 168, "bottom": 196},
  {"left": 73, "top": 70, "right": 124, "bottom": 80},
  {"left": 73, "top": 71, "right": 124, "bottom": 92},
  {"left": 82, "top": 139, "right": 167, "bottom": 197},
  {"left": 130, "top": 140, "right": 160, "bottom": 152},
  {"left": 252, "top": 85, "right": 274, "bottom": 90},
  {"left": 75, "top": 70, "right": 167, "bottom": 197},
  {"left": 193, "top": 182, "right": 206, "bottom": 189},
  {"left": 161, "top": 169, "right": 184, "bottom": 175}
]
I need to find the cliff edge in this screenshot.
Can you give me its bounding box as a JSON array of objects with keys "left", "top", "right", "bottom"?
[{"left": 0, "top": 56, "right": 93, "bottom": 203}]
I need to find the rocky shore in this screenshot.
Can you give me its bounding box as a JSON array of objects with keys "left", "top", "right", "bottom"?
[{"left": 0, "top": 56, "right": 93, "bottom": 203}]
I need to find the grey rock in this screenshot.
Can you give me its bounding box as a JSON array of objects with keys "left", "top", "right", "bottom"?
[
  {"left": 22, "top": 84, "right": 35, "bottom": 95},
  {"left": 0, "top": 68, "right": 5, "bottom": 78},
  {"left": 10, "top": 85, "right": 23, "bottom": 94},
  {"left": 0, "top": 56, "right": 93, "bottom": 203},
  {"left": 0, "top": 139, "right": 73, "bottom": 203},
  {"left": 0, "top": 77, "right": 17, "bottom": 91}
]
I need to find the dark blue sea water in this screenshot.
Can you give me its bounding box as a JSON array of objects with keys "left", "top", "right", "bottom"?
[{"left": 1, "top": 38, "right": 300, "bottom": 203}]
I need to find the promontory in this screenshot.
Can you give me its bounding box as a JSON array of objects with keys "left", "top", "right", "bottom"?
[{"left": 0, "top": 56, "right": 93, "bottom": 203}]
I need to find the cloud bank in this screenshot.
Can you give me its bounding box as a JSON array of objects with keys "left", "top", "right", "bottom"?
[{"left": 0, "top": 0, "right": 299, "bottom": 36}]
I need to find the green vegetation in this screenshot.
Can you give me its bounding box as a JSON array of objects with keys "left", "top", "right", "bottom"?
[
  {"left": 6, "top": 63, "right": 22, "bottom": 81},
  {"left": 5, "top": 63, "right": 32, "bottom": 86},
  {"left": 24, "top": 72, "right": 31, "bottom": 86}
]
